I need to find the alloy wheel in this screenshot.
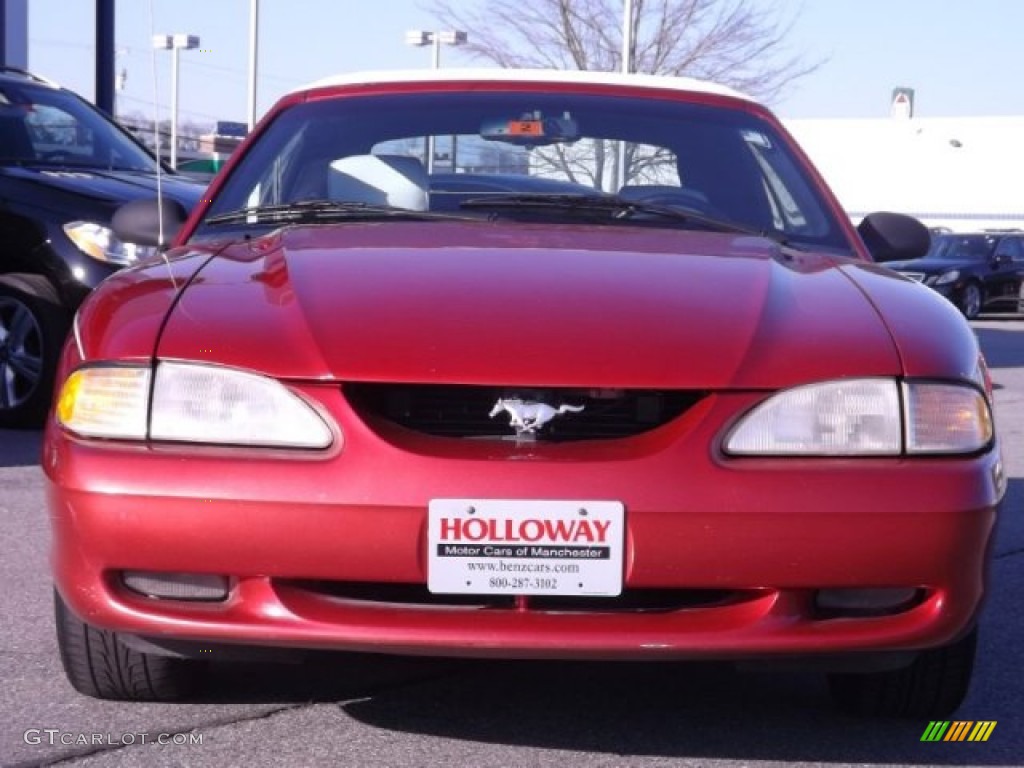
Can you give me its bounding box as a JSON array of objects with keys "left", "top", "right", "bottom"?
[
  {"left": 961, "top": 283, "right": 982, "bottom": 319},
  {"left": 0, "top": 296, "right": 45, "bottom": 411}
]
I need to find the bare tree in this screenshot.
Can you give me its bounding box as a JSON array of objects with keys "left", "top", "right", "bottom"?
[
  {"left": 427, "top": 0, "right": 818, "bottom": 105},
  {"left": 425, "top": 0, "right": 818, "bottom": 189}
]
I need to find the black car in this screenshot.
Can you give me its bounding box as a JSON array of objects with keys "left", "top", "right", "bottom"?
[
  {"left": 0, "top": 67, "right": 204, "bottom": 427},
  {"left": 886, "top": 231, "right": 1024, "bottom": 319}
]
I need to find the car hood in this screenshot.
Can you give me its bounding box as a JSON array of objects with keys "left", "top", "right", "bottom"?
[
  {"left": 885, "top": 257, "right": 977, "bottom": 274},
  {"left": 0, "top": 165, "right": 205, "bottom": 207},
  {"left": 158, "top": 223, "right": 902, "bottom": 389}
]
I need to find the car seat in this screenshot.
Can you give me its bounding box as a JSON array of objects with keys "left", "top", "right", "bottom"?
[{"left": 327, "top": 154, "right": 429, "bottom": 211}]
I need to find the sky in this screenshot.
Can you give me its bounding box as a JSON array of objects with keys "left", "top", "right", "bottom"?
[{"left": 19, "top": 0, "right": 1024, "bottom": 126}]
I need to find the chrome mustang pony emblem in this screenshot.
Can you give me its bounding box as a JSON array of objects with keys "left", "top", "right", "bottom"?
[{"left": 489, "top": 398, "right": 585, "bottom": 436}]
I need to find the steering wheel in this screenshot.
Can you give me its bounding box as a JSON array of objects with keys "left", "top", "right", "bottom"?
[
  {"left": 38, "top": 150, "right": 74, "bottom": 163},
  {"left": 629, "top": 191, "right": 726, "bottom": 219},
  {"left": 634, "top": 192, "right": 704, "bottom": 208}
]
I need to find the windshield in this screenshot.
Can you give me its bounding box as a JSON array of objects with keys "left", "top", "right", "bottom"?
[
  {"left": 926, "top": 234, "right": 997, "bottom": 261},
  {"left": 0, "top": 81, "right": 159, "bottom": 172},
  {"left": 196, "top": 89, "right": 849, "bottom": 250}
]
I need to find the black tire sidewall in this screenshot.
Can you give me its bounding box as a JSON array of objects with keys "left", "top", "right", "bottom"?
[
  {"left": 828, "top": 627, "right": 978, "bottom": 718},
  {"left": 54, "top": 588, "right": 205, "bottom": 701},
  {"left": 0, "top": 283, "right": 69, "bottom": 428}
]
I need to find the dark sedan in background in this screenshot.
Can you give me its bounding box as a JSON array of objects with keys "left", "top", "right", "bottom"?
[
  {"left": 887, "top": 231, "right": 1024, "bottom": 319},
  {"left": 0, "top": 66, "right": 204, "bottom": 427}
]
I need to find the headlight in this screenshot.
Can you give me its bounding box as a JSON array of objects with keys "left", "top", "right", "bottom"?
[
  {"left": 725, "top": 378, "right": 992, "bottom": 456},
  {"left": 725, "top": 379, "right": 901, "bottom": 455},
  {"left": 150, "top": 362, "right": 333, "bottom": 447},
  {"left": 56, "top": 362, "right": 334, "bottom": 448},
  {"left": 934, "top": 270, "right": 960, "bottom": 286},
  {"left": 63, "top": 221, "right": 157, "bottom": 266}
]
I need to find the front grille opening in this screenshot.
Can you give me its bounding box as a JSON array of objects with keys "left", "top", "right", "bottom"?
[
  {"left": 283, "top": 580, "right": 751, "bottom": 614},
  {"left": 527, "top": 589, "right": 744, "bottom": 613},
  {"left": 287, "top": 580, "right": 515, "bottom": 609},
  {"left": 345, "top": 383, "right": 704, "bottom": 441}
]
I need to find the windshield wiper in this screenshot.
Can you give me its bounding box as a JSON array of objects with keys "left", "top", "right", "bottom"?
[
  {"left": 205, "top": 199, "right": 469, "bottom": 226},
  {"left": 459, "top": 193, "right": 790, "bottom": 243}
]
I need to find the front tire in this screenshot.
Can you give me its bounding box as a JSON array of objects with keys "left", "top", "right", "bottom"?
[
  {"left": 828, "top": 628, "right": 977, "bottom": 718},
  {"left": 55, "top": 589, "right": 205, "bottom": 701},
  {"left": 0, "top": 277, "right": 69, "bottom": 428},
  {"left": 958, "top": 282, "right": 982, "bottom": 320}
]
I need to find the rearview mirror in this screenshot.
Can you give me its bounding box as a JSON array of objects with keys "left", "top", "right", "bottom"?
[
  {"left": 480, "top": 112, "right": 579, "bottom": 147},
  {"left": 857, "top": 212, "right": 930, "bottom": 262}
]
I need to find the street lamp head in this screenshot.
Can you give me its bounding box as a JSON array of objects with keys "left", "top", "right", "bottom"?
[
  {"left": 404, "top": 30, "right": 468, "bottom": 48},
  {"left": 437, "top": 30, "right": 467, "bottom": 46},
  {"left": 404, "top": 30, "right": 432, "bottom": 47},
  {"left": 172, "top": 34, "right": 201, "bottom": 50},
  {"left": 153, "top": 33, "right": 201, "bottom": 50}
]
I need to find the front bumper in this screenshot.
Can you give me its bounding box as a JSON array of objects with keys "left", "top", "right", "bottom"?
[
  {"left": 928, "top": 283, "right": 957, "bottom": 300},
  {"left": 44, "top": 388, "right": 1002, "bottom": 661}
]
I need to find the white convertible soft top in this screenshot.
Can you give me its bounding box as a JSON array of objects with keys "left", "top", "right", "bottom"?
[{"left": 298, "top": 68, "right": 754, "bottom": 104}]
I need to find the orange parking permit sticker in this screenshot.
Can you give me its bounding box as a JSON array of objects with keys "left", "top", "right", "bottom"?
[{"left": 508, "top": 120, "right": 544, "bottom": 136}]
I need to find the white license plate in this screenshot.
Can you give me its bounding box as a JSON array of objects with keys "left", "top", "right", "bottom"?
[{"left": 428, "top": 499, "right": 624, "bottom": 596}]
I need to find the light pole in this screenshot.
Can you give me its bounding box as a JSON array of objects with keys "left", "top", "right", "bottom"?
[
  {"left": 113, "top": 46, "right": 128, "bottom": 119},
  {"left": 617, "top": 0, "right": 635, "bottom": 190},
  {"left": 247, "top": 0, "right": 259, "bottom": 131},
  {"left": 622, "top": 0, "right": 634, "bottom": 75},
  {"left": 152, "top": 33, "right": 200, "bottom": 168},
  {"left": 404, "top": 29, "right": 467, "bottom": 172}
]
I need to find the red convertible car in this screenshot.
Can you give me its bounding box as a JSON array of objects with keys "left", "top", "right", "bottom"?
[{"left": 44, "top": 70, "right": 1004, "bottom": 716}]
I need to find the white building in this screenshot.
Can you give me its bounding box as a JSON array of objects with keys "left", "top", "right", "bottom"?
[{"left": 784, "top": 115, "right": 1024, "bottom": 232}]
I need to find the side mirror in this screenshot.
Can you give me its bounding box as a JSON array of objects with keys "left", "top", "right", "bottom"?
[
  {"left": 857, "top": 212, "right": 930, "bottom": 263},
  {"left": 111, "top": 198, "right": 189, "bottom": 248},
  {"left": 993, "top": 252, "right": 1012, "bottom": 267}
]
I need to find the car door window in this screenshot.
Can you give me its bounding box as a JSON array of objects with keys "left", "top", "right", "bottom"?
[
  {"left": 25, "top": 104, "right": 95, "bottom": 161},
  {"left": 997, "top": 237, "right": 1023, "bottom": 263}
]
